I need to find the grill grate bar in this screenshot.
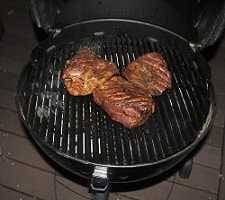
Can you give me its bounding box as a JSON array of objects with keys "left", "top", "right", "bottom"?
[
  {"left": 180, "top": 52, "right": 209, "bottom": 113},
  {"left": 77, "top": 98, "right": 84, "bottom": 158},
  {"left": 155, "top": 111, "right": 173, "bottom": 156},
  {"left": 177, "top": 53, "right": 205, "bottom": 118},
  {"left": 67, "top": 96, "right": 75, "bottom": 156},
  {"left": 172, "top": 48, "right": 203, "bottom": 127},
  {"left": 139, "top": 128, "right": 151, "bottom": 161},
  {"left": 98, "top": 110, "right": 107, "bottom": 162},
  {"left": 154, "top": 43, "right": 188, "bottom": 149},
  {"left": 121, "top": 128, "right": 132, "bottom": 163},
  {"left": 157, "top": 45, "right": 192, "bottom": 146},
  {"left": 84, "top": 98, "right": 92, "bottom": 159},
  {"left": 30, "top": 57, "right": 45, "bottom": 131},
  {"left": 158, "top": 98, "right": 180, "bottom": 151},
  {"left": 91, "top": 105, "right": 101, "bottom": 160},
  {"left": 165, "top": 47, "right": 200, "bottom": 130},
  {"left": 162, "top": 47, "right": 198, "bottom": 144}
]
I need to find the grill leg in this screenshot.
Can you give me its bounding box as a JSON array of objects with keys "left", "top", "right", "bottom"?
[
  {"left": 91, "top": 190, "right": 109, "bottom": 200},
  {"left": 179, "top": 158, "right": 193, "bottom": 179},
  {"left": 90, "top": 166, "right": 109, "bottom": 200}
]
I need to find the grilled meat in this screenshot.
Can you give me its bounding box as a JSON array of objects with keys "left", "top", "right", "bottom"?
[
  {"left": 123, "top": 52, "right": 172, "bottom": 96},
  {"left": 62, "top": 49, "right": 118, "bottom": 96},
  {"left": 93, "top": 76, "right": 155, "bottom": 128}
]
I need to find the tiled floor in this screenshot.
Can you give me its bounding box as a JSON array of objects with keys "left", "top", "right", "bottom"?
[{"left": 0, "top": 1, "right": 225, "bottom": 200}]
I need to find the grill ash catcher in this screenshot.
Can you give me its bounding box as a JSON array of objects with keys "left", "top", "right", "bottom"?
[{"left": 16, "top": 0, "right": 225, "bottom": 199}]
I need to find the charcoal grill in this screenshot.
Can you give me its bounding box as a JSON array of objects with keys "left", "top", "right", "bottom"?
[{"left": 16, "top": 0, "right": 225, "bottom": 199}]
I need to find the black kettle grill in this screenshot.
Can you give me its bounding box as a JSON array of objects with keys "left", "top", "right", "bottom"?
[{"left": 16, "top": 0, "right": 225, "bottom": 199}]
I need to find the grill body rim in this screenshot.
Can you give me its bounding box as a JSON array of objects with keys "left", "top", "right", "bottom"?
[{"left": 16, "top": 20, "right": 215, "bottom": 183}]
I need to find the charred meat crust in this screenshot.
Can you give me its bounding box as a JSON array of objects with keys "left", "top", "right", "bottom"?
[
  {"left": 123, "top": 52, "right": 172, "bottom": 96},
  {"left": 93, "top": 76, "right": 155, "bottom": 128},
  {"left": 62, "top": 49, "right": 118, "bottom": 96}
]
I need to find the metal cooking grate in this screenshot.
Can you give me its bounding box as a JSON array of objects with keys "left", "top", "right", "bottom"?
[{"left": 17, "top": 33, "right": 210, "bottom": 166}]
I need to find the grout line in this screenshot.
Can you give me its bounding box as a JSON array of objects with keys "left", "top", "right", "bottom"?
[
  {"left": 166, "top": 182, "right": 175, "bottom": 200},
  {"left": 0, "top": 69, "right": 19, "bottom": 76},
  {"left": 0, "top": 105, "right": 17, "bottom": 113},
  {"left": 205, "top": 143, "right": 222, "bottom": 149},
  {"left": 0, "top": 183, "right": 45, "bottom": 200},
  {"left": 212, "top": 124, "right": 224, "bottom": 129},
  {"left": 193, "top": 162, "right": 220, "bottom": 171},
  {"left": 0, "top": 128, "right": 27, "bottom": 138},
  {"left": 54, "top": 171, "right": 58, "bottom": 200},
  {"left": 119, "top": 194, "right": 140, "bottom": 200},
  {"left": 0, "top": 107, "right": 17, "bottom": 114},
  {"left": 167, "top": 179, "right": 175, "bottom": 184},
  {"left": 4, "top": 156, "right": 55, "bottom": 175},
  {"left": 0, "top": 87, "right": 16, "bottom": 93},
  {"left": 0, "top": 87, "right": 16, "bottom": 94},
  {"left": 173, "top": 181, "right": 217, "bottom": 195},
  {"left": 56, "top": 179, "right": 90, "bottom": 199},
  {"left": 217, "top": 124, "right": 225, "bottom": 200},
  {"left": 203, "top": 143, "right": 223, "bottom": 150}
]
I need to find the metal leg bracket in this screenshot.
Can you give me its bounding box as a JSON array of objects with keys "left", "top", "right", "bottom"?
[{"left": 90, "top": 166, "right": 109, "bottom": 200}]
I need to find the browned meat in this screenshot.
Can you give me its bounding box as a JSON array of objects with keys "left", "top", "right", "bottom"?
[
  {"left": 93, "top": 76, "right": 155, "bottom": 128},
  {"left": 62, "top": 49, "right": 118, "bottom": 96},
  {"left": 123, "top": 52, "right": 172, "bottom": 96}
]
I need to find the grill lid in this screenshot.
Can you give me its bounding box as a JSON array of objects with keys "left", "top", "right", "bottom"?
[
  {"left": 30, "top": 0, "right": 225, "bottom": 49},
  {"left": 17, "top": 30, "right": 213, "bottom": 168}
]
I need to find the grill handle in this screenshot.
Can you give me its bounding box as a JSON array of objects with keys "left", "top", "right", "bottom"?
[
  {"left": 194, "top": 0, "right": 225, "bottom": 49},
  {"left": 30, "top": 0, "right": 62, "bottom": 33}
]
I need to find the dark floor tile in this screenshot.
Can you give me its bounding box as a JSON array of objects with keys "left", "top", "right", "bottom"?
[
  {"left": 0, "top": 71, "right": 18, "bottom": 92},
  {"left": 210, "top": 61, "right": 225, "bottom": 78},
  {"left": 0, "top": 109, "right": 26, "bottom": 137},
  {"left": 194, "top": 144, "right": 221, "bottom": 170},
  {"left": 109, "top": 193, "right": 133, "bottom": 200},
  {"left": 219, "top": 177, "right": 225, "bottom": 200},
  {"left": 218, "top": 126, "right": 225, "bottom": 200},
  {"left": 174, "top": 164, "right": 219, "bottom": 194},
  {"left": 0, "top": 156, "right": 55, "bottom": 200},
  {"left": 168, "top": 184, "right": 216, "bottom": 200},
  {"left": 211, "top": 66, "right": 225, "bottom": 80},
  {"left": 209, "top": 43, "right": 225, "bottom": 95},
  {"left": 120, "top": 181, "right": 173, "bottom": 200},
  {"left": 0, "top": 1, "right": 36, "bottom": 40},
  {"left": 0, "top": 131, "right": 55, "bottom": 173},
  {"left": 1, "top": 16, "right": 35, "bottom": 41},
  {"left": 0, "top": 0, "right": 30, "bottom": 16},
  {"left": 0, "top": 2, "right": 37, "bottom": 74},
  {"left": 0, "top": 34, "right": 33, "bottom": 59},
  {"left": 209, "top": 44, "right": 225, "bottom": 66},
  {"left": 0, "top": 57, "right": 28, "bottom": 75},
  {"left": 56, "top": 181, "right": 88, "bottom": 200},
  {"left": 214, "top": 94, "right": 225, "bottom": 128},
  {"left": 0, "top": 185, "right": 35, "bottom": 200},
  {"left": 0, "top": 33, "right": 35, "bottom": 75},
  {"left": 56, "top": 175, "right": 90, "bottom": 199},
  {"left": 206, "top": 126, "right": 223, "bottom": 148},
  {"left": 0, "top": 89, "right": 16, "bottom": 111},
  {"left": 212, "top": 77, "right": 225, "bottom": 96}
]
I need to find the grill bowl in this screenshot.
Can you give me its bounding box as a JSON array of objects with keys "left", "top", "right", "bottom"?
[{"left": 16, "top": 19, "right": 215, "bottom": 182}]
